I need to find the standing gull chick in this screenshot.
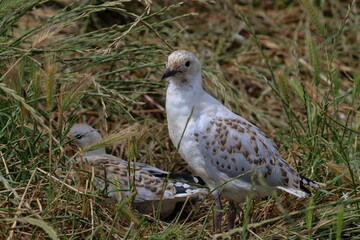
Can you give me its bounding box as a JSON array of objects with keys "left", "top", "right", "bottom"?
[
  {"left": 162, "top": 50, "right": 319, "bottom": 231},
  {"left": 68, "top": 123, "right": 207, "bottom": 217}
]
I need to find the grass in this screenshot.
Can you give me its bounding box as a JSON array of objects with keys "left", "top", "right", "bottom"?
[{"left": 0, "top": 0, "right": 359, "bottom": 239}]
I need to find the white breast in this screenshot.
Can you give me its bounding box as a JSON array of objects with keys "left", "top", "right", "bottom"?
[{"left": 166, "top": 83, "right": 221, "bottom": 187}]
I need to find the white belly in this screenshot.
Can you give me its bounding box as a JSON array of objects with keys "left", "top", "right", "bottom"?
[
  {"left": 219, "top": 178, "right": 275, "bottom": 202},
  {"left": 169, "top": 122, "right": 209, "bottom": 179}
]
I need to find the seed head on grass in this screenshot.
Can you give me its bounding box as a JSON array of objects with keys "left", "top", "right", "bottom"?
[
  {"left": 60, "top": 73, "right": 94, "bottom": 111},
  {"left": 276, "top": 69, "right": 291, "bottom": 104},
  {"left": 43, "top": 57, "right": 57, "bottom": 110},
  {"left": 299, "top": 0, "right": 326, "bottom": 39},
  {"left": 306, "top": 32, "right": 321, "bottom": 87}
]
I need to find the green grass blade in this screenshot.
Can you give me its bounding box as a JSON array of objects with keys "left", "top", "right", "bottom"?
[
  {"left": 336, "top": 205, "right": 344, "bottom": 240},
  {"left": 15, "top": 217, "right": 59, "bottom": 240}
]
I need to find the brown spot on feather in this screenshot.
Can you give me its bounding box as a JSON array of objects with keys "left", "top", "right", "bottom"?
[
  {"left": 254, "top": 146, "right": 259, "bottom": 155},
  {"left": 294, "top": 178, "right": 300, "bottom": 185},
  {"left": 266, "top": 166, "right": 272, "bottom": 176},
  {"left": 227, "top": 146, "right": 234, "bottom": 154},
  {"left": 235, "top": 142, "right": 242, "bottom": 151},
  {"left": 150, "top": 187, "right": 158, "bottom": 193},
  {"left": 259, "top": 139, "right": 268, "bottom": 149},
  {"left": 280, "top": 168, "right": 287, "bottom": 177},
  {"left": 212, "top": 148, "right": 217, "bottom": 155},
  {"left": 94, "top": 169, "right": 104, "bottom": 176},
  {"left": 243, "top": 150, "right": 249, "bottom": 159},
  {"left": 283, "top": 177, "right": 289, "bottom": 186}
]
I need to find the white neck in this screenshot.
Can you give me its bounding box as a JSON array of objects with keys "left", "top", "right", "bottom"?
[
  {"left": 166, "top": 73, "right": 204, "bottom": 110},
  {"left": 165, "top": 73, "right": 205, "bottom": 144}
]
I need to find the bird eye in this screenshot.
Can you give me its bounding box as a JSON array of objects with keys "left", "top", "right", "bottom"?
[
  {"left": 74, "top": 134, "right": 83, "bottom": 140},
  {"left": 185, "top": 61, "right": 191, "bottom": 67}
]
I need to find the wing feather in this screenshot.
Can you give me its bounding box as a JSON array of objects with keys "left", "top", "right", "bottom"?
[
  {"left": 196, "top": 117, "right": 302, "bottom": 191},
  {"left": 74, "top": 154, "right": 206, "bottom": 202}
]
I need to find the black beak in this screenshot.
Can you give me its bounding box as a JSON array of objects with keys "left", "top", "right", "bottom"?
[{"left": 161, "top": 68, "right": 178, "bottom": 80}]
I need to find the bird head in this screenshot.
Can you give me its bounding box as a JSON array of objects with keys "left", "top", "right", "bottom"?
[
  {"left": 68, "top": 124, "right": 105, "bottom": 154},
  {"left": 162, "top": 50, "right": 202, "bottom": 85}
]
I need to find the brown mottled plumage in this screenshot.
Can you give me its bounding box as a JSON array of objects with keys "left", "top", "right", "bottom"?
[{"left": 68, "top": 124, "right": 207, "bottom": 217}]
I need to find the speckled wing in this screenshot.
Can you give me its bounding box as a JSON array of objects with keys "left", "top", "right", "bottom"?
[
  {"left": 73, "top": 154, "right": 206, "bottom": 203},
  {"left": 195, "top": 117, "right": 302, "bottom": 193}
]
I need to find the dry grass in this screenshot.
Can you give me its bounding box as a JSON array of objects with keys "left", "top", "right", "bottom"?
[{"left": 0, "top": 0, "right": 359, "bottom": 239}]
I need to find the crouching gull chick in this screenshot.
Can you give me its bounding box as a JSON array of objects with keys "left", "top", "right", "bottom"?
[{"left": 68, "top": 123, "right": 207, "bottom": 217}]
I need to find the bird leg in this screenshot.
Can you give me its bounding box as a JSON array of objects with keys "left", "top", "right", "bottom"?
[
  {"left": 227, "top": 200, "right": 236, "bottom": 230},
  {"left": 214, "top": 195, "right": 222, "bottom": 233}
]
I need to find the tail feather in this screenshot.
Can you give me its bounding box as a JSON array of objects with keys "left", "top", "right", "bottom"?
[
  {"left": 173, "top": 181, "right": 208, "bottom": 196},
  {"left": 278, "top": 175, "right": 319, "bottom": 198},
  {"left": 299, "top": 175, "right": 319, "bottom": 196},
  {"left": 277, "top": 186, "right": 307, "bottom": 198},
  {"left": 168, "top": 173, "right": 206, "bottom": 186},
  {"left": 300, "top": 184, "right": 311, "bottom": 195},
  {"left": 300, "top": 175, "right": 319, "bottom": 188},
  {"left": 144, "top": 171, "right": 208, "bottom": 196},
  {"left": 148, "top": 171, "right": 206, "bottom": 186}
]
